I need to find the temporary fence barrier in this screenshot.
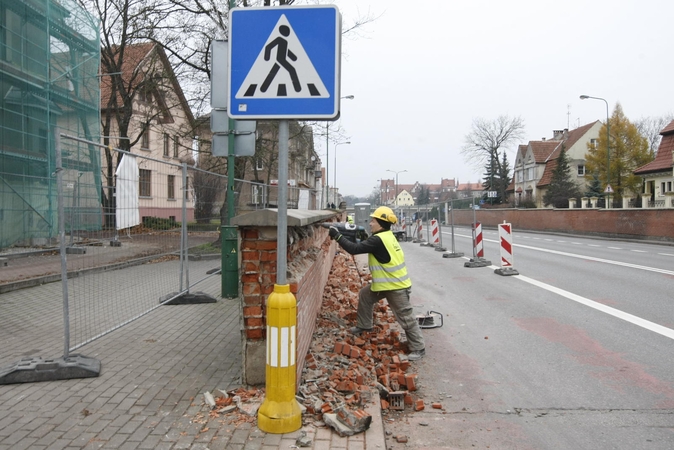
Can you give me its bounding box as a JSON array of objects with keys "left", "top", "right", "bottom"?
[{"left": 1, "top": 133, "right": 222, "bottom": 383}]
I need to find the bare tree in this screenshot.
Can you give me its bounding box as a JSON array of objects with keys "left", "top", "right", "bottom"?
[
  {"left": 635, "top": 113, "right": 674, "bottom": 156},
  {"left": 461, "top": 115, "right": 525, "bottom": 200}
]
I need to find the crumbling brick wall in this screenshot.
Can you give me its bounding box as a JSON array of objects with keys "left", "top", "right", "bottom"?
[{"left": 234, "top": 210, "right": 341, "bottom": 386}]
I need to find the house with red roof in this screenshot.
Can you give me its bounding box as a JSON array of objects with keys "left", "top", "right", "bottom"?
[
  {"left": 100, "top": 42, "right": 197, "bottom": 222},
  {"left": 511, "top": 122, "right": 602, "bottom": 207},
  {"left": 633, "top": 120, "right": 674, "bottom": 208}
]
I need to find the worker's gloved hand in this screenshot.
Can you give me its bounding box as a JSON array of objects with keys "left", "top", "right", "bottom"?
[{"left": 328, "top": 226, "right": 342, "bottom": 241}]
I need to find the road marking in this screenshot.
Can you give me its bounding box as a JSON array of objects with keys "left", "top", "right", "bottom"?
[
  {"left": 608, "top": 246, "right": 622, "bottom": 250},
  {"left": 658, "top": 253, "right": 674, "bottom": 257},
  {"left": 631, "top": 249, "right": 647, "bottom": 253},
  {"left": 504, "top": 272, "right": 674, "bottom": 341},
  {"left": 450, "top": 231, "right": 674, "bottom": 276}
]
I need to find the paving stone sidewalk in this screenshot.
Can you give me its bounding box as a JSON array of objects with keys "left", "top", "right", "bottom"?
[{"left": 0, "top": 253, "right": 385, "bottom": 449}]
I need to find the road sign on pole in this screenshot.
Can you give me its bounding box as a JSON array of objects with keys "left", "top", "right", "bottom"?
[{"left": 228, "top": 5, "right": 341, "bottom": 120}]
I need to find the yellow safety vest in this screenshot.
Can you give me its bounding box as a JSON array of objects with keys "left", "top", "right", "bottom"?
[{"left": 368, "top": 230, "right": 412, "bottom": 292}]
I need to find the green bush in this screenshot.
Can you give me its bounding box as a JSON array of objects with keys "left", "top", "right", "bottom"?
[{"left": 142, "top": 216, "right": 180, "bottom": 230}]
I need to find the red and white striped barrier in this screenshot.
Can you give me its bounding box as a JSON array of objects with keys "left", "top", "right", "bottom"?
[
  {"left": 430, "top": 219, "right": 440, "bottom": 245},
  {"left": 401, "top": 218, "right": 407, "bottom": 237},
  {"left": 472, "top": 222, "right": 484, "bottom": 258},
  {"left": 498, "top": 222, "right": 513, "bottom": 267},
  {"left": 417, "top": 219, "right": 423, "bottom": 240},
  {"left": 494, "top": 221, "right": 519, "bottom": 276}
]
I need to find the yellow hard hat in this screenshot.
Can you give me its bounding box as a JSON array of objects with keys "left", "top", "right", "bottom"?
[{"left": 370, "top": 206, "right": 397, "bottom": 224}]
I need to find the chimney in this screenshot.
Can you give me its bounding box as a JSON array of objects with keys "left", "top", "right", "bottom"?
[{"left": 553, "top": 130, "right": 564, "bottom": 140}]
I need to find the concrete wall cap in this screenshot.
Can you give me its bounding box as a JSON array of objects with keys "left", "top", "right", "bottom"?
[{"left": 231, "top": 209, "right": 338, "bottom": 227}]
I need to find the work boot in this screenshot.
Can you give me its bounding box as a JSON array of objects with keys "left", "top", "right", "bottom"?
[
  {"left": 350, "top": 326, "right": 372, "bottom": 336},
  {"left": 408, "top": 349, "right": 425, "bottom": 361}
]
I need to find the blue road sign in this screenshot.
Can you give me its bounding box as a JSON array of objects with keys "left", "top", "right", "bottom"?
[{"left": 228, "top": 5, "right": 341, "bottom": 120}]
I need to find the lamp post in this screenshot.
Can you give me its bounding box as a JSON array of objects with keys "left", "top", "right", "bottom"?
[
  {"left": 333, "top": 141, "right": 351, "bottom": 206},
  {"left": 324, "top": 95, "right": 354, "bottom": 208},
  {"left": 386, "top": 169, "right": 408, "bottom": 207},
  {"left": 580, "top": 94, "right": 610, "bottom": 207}
]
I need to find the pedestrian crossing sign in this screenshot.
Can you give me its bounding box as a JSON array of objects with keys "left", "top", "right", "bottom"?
[{"left": 228, "top": 5, "right": 342, "bottom": 120}]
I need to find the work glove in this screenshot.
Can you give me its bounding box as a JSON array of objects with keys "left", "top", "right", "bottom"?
[{"left": 328, "top": 226, "right": 342, "bottom": 241}]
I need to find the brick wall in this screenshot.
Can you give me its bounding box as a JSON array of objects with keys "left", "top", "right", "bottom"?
[
  {"left": 450, "top": 208, "right": 674, "bottom": 242},
  {"left": 234, "top": 210, "right": 340, "bottom": 386}
]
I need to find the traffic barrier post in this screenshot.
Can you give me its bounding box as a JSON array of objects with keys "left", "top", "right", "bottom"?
[{"left": 494, "top": 221, "right": 519, "bottom": 276}]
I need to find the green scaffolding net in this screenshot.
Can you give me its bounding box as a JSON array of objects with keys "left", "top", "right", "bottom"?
[{"left": 0, "top": 0, "right": 100, "bottom": 249}]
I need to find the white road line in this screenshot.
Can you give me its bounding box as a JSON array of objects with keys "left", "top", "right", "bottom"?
[
  {"left": 451, "top": 232, "right": 674, "bottom": 276},
  {"left": 608, "top": 246, "right": 622, "bottom": 250},
  {"left": 631, "top": 249, "right": 647, "bottom": 253},
  {"left": 504, "top": 271, "right": 674, "bottom": 341},
  {"left": 658, "top": 253, "right": 674, "bottom": 257}
]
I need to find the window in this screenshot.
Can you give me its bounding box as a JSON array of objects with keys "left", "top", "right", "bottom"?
[
  {"left": 590, "top": 138, "right": 598, "bottom": 149},
  {"left": 139, "top": 169, "right": 151, "bottom": 197},
  {"left": 661, "top": 181, "right": 673, "bottom": 193},
  {"left": 168, "top": 175, "right": 175, "bottom": 199},
  {"left": 173, "top": 136, "right": 179, "bottom": 158},
  {"left": 256, "top": 158, "right": 263, "bottom": 170},
  {"left": 141, "top": 129, "right": 150, "bottom": 150},
  {"left": 577, "top": 165, "right": 586, "bottom": 176},
  {"left": 163, "top": 133, "right": 169, "bottom": 157},
  {"left": 184, "top": 176, "right": 190, "bottom": 200}
]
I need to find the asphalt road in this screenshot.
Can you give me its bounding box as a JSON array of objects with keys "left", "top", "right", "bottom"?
[{"left": 382, "top": 228, "right": 674, "bottom": 449}]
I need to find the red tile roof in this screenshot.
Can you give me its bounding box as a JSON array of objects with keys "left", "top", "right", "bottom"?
[{"left": 634, "top": 120, "right": 674, "bottom": 175}]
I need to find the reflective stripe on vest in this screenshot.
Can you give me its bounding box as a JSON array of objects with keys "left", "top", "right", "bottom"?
[{"left": 368, "top": 230, "right": 412, "bottom": 292}]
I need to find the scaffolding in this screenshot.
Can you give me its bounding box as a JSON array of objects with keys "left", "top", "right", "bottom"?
[{"left": 0, "top": 0, "right": 100, "bottom": 248}]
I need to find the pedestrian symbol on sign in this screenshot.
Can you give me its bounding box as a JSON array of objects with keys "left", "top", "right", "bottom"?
[
  {"left": 604, "top": 184, "right": 614, "bottom": 194},
  {"left": 235, "top": 14, "right": 329, "bottom": 100}
]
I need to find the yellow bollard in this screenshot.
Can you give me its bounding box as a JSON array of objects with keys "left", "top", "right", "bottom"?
[{"left": 257, "top": 284, "right": 302, "bottom": 433}]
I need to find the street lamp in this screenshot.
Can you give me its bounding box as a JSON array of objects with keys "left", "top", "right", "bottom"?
[
  {"left": 324, "top": 95, "right": 354, "bottom": 207},
  {"left": 334, "top": 141, "right": 351, "bottom": 205},
  {"left": 580, "top": 94, "right": 610, "bottom": 207},
  {"left": 386, "top": 169, "right": 408, "bottom": 207}
]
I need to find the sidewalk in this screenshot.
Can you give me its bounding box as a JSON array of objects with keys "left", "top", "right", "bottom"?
[{"left": 0, "top": 251, "right": 386, "bottom": 449}]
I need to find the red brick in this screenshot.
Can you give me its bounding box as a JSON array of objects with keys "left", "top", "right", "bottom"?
[
  {"left": 380, "top": 399, "right": 389, "bottom": 410},
  {"left": 241, "top": 250, "right": 259, "bottom": 261},
  {"left": 243, "top": 296, "right": 262, "bottom": 306},
  {"left": 242, "top": 261, "right": 260, "bottom": 272},
  {"left": 260, "top": 251, "right": 276, "bottom": 262},
  {"left": 242, "top": 283, "right": 261, "bottom": 295},
  {"left": 242, "top": 228, "right": 259, "bottom": 239},
  {"left": 405, "top": 374, "right": 417, "bottom": 391},
  {"left": 334, "top": 342, "right": 344, "bottom": 354},
  {"left": 246, "top": 328, "right": 264, "bottom": 340},
  {"left": 243, "top": 306, "right": 263, "bottom": 317},
  {"left": 242, "top": 273, "right": 259, "bottom": 283},
  {"left": 245, "top": 317, "right": 264, "bottom": 327},
  {"left": 255, "top": 240, "right": 278, "bottom": 250},
  {"left": 432, "top": 402, "right": 442, "bottom": 409},
  {"left": 414, "top": 399, "right": 424, "bottom": 411}
]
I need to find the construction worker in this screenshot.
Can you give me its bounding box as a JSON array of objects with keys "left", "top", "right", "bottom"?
[{"left": 328, "top": 206, "right": 425, "bottom": 361}]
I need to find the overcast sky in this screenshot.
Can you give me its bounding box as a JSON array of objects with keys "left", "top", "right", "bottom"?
[{"left": 321, "top": 0, "right": 674, "bottom": 198}]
